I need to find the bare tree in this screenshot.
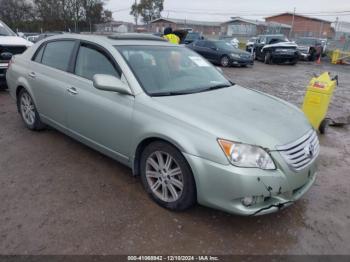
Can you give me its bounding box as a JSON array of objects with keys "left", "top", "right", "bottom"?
[{"left": 130, "top": 0, "right": 164, "bottom": 25}]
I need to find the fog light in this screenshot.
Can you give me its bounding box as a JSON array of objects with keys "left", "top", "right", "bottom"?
[{"left": 241, "top": 196, "right": 254, "bottom": 207}]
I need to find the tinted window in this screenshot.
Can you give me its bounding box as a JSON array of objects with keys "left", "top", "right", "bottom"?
[
  {"left": 204, "top": 41, "right": 215, "bottom": 49},
  {"left": 75, "top": 44, "right": 120, "bottom": 80},
  {"left": 33, "top": 45, "right": 45, "bottom": 63},
  {"left": 41, "top": 41, "right": 75, "bottom": 71},
  {"left": 195, "top": 41, "right": 205, "bottom": 47}
]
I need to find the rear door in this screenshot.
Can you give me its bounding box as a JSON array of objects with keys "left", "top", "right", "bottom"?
[
  {"left": 64, "top": 41, "right": 134, "bottom": 159},
  {"left": 190, "top": 40, "right": 207, "bottom": 57},
  {"left": 202, "top": 41, "right": 219, "bottom": 62},
  {"left": 29, "top": 39, "right": 77, "bottom": 126}
]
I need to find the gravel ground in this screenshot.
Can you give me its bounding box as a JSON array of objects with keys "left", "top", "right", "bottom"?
[{"left": 0, "top": 61, "right": 349, "bottom": 255}]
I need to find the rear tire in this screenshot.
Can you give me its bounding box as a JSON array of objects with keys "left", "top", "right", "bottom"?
[
  {"left": 17, "top": 89, "right": 46, "bottom": 131},
  {"left": 140, "top": 141, "right": 197, "bottom": 211}
]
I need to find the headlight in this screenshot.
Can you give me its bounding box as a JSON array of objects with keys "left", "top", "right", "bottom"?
[
  {"left": 217, "top": 139, "right": 276, "bottom": 170},
  {"left": 230, "top": 53, "right": 240, "bottom": 59}
]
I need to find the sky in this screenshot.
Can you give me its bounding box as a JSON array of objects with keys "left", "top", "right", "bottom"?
[{"left": 106, "top": 0, "right": 350, "bottom": 23}]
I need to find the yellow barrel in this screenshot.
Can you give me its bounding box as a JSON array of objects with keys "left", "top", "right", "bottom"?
[
  {"left": 302, "top": 72, "right": 337, "bottom": 131},
  {"left": 331, "top": 49, "right": 341, "bottom": 64}
]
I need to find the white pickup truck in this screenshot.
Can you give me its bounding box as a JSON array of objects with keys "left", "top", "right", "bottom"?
[{"left": 0, "top": 20, "right": 32, "bottom": 90}]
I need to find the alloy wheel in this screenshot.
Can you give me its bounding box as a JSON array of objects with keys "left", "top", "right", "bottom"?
[
  {"left": 221, "top": 56, "right": 230, "bottom": 67},
  {"left": 145, "top": 151, "right": 184, "bottom": 202},
  {"left": 20, "top": 92, "right": 36, "bottom": 126}
]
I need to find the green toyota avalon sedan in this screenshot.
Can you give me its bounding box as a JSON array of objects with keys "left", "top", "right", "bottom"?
[{"left": 6, "top": 34, "right": 319, "bottom": 216}]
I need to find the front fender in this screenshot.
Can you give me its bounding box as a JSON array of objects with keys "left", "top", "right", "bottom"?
[{"left": 130, "top": 101, "right": 230, "bottom": 167}]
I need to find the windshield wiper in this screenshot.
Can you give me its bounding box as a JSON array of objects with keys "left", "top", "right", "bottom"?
[
  {"left": 195, "top": 83, "right": 232, "bottom": 93},
  {"left": 151, "top": 82, "right": 234, "bottom": 97},
  {"left": 151, "top": 90, "right": 199, "bottom": 96}
]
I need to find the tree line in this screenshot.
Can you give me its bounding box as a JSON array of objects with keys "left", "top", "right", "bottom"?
[{"left": 0, "top": 0, "right": 112, "bottom": 33}]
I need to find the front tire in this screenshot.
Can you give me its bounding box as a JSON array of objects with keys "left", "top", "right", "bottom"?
[
  {"left": 17, "top": 89, "right": 45, "bottom": 130},
  {"left": 264, "top": 52, "right": 272, "bottom": 64},
  {"left": 220, "top": 55, "right": 230, "bottom": 67},
  {"left": 140, "top": 141, "right": 196, "bottom": 211}
]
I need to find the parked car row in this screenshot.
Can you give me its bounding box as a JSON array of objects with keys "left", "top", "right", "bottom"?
[{"left": 245, "top": 34, "right": 328, "bottom": 64}]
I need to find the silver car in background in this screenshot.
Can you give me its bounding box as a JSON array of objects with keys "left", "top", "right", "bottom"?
[{"left": 6, "top": 34, "right": 319, "bottom": 216}]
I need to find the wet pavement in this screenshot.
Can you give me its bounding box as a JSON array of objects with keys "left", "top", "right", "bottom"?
[{"left": 0, "top": 61, "right": 349, "bottom": 255}]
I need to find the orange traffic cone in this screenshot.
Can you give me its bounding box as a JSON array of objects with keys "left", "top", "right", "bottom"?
[{"left": 316, "top": 55, "right": 321, "bottom": 64}]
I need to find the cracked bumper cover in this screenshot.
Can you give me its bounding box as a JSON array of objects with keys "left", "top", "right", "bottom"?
[{"left": 184, "top": 151, "right": 318, "bottom": 216}]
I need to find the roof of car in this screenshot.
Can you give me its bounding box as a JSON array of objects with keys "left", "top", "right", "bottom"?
[
  {"left": 41, "top": 33, "right": 176, "bottom": 47},
  {"left": 259, "top": 34, "right": 284, "bottom": 37}
]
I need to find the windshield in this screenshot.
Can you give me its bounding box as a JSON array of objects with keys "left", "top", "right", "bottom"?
[
  {"left": 267, "top": 36, "right": 288, "bottom": 44},
  {"left": 116, "top": 46, "right": 231, "bottom": 96},
  {"left": 296, "top": 38, "right": 317, "bottom": 46},
  {"left": 215, "top": 41, "right": 235, "bottom": 50},
  {"left": 185, "top": 32, "right": 200, "bottom": 41},
  {"left": 0, "top": 21, "right": 16, "bottom": 36}
]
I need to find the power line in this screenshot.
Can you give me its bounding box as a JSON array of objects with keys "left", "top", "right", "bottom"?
[{"left": 163, "top": 9, "right": 350, "bottom": 17}]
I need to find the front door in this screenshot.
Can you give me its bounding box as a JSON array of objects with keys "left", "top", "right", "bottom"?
[{"left": 65, "top": 42, "right": 134, "bottom": 160}]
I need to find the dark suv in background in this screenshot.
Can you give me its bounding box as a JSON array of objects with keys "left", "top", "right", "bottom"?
[
  {"left": 254, "top": 34, "right": 299, "bottom": 65},
  {"left": 295, "top": 37, "right": 323, "bottom": 61}
]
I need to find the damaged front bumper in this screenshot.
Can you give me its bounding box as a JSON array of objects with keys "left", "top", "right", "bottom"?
[{"left": 184, "top": 151, "right": 318, "bottom": 216}]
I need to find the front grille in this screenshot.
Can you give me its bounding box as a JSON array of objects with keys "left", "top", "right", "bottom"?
[
  {"left": 276, "top": 129, "right": 320, "bottom": 171},
  {"left": 0, "top": 45, "right": 27, "bottom": 56},
  {"left": 241, "top": 54, "right": 252, "bottom": 59}
]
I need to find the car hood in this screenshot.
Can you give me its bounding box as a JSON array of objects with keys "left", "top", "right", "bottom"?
[
  {"left": 0, "top": 36, "right": 33, "bottom": 47},
  {"left": 152, "top": 86, "right": 311, "bottom": 149},
  {"left": 262, "top": 41, "right": 297, "bottom": 51}
]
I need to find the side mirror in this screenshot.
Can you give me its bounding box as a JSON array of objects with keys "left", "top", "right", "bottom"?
[{"left": 93, "top": 74, "right": 132, "bottom": 95}]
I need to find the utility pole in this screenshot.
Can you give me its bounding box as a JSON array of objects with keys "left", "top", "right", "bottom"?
[
  {"left": 289, "top": 7, "right": 296, "bottom": 39},
  {"left": 335, "top": 17, "right": 339, "bottom": 39},
  {"left": 134, "top": 0, "right": 138, "bottom": 26}
]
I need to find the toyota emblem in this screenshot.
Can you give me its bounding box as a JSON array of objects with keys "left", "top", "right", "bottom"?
[{"left": 305, "top": 143, "right": 314, "bottom": 158}]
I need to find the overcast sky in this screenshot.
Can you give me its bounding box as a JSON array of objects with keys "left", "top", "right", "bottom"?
[{"left": 106, "top": 0, "right": 350, "bottom": 23}]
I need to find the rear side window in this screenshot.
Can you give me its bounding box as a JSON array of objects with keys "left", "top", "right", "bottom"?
[
  {"left": 204, "top": 41, "right": 215, "bottom": 49},
  {"left": 33, "top": 45, "right": 44, "bottom": 62},
  {"left": 74, "top": 44, "right": 120, "bottom": 80},
  {"left": 41, "top": 41, "right": 75, "bottom": 71}
]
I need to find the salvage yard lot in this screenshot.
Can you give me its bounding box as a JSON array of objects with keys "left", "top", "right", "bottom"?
[{"left": 0, "top": 61, "right": 349, "bottom": 255}]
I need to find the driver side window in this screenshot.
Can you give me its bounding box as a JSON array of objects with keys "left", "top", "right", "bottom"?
[{"left": 74, "top": 43, "right": 120, "bottom": 81}]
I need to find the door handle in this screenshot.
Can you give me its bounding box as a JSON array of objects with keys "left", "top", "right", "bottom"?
[
  {"left": 28, "top": 72, "right": 36, "bottom": 79},
  {"left": 67, "top": 87, "right": 78, "bottom": 95}
]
